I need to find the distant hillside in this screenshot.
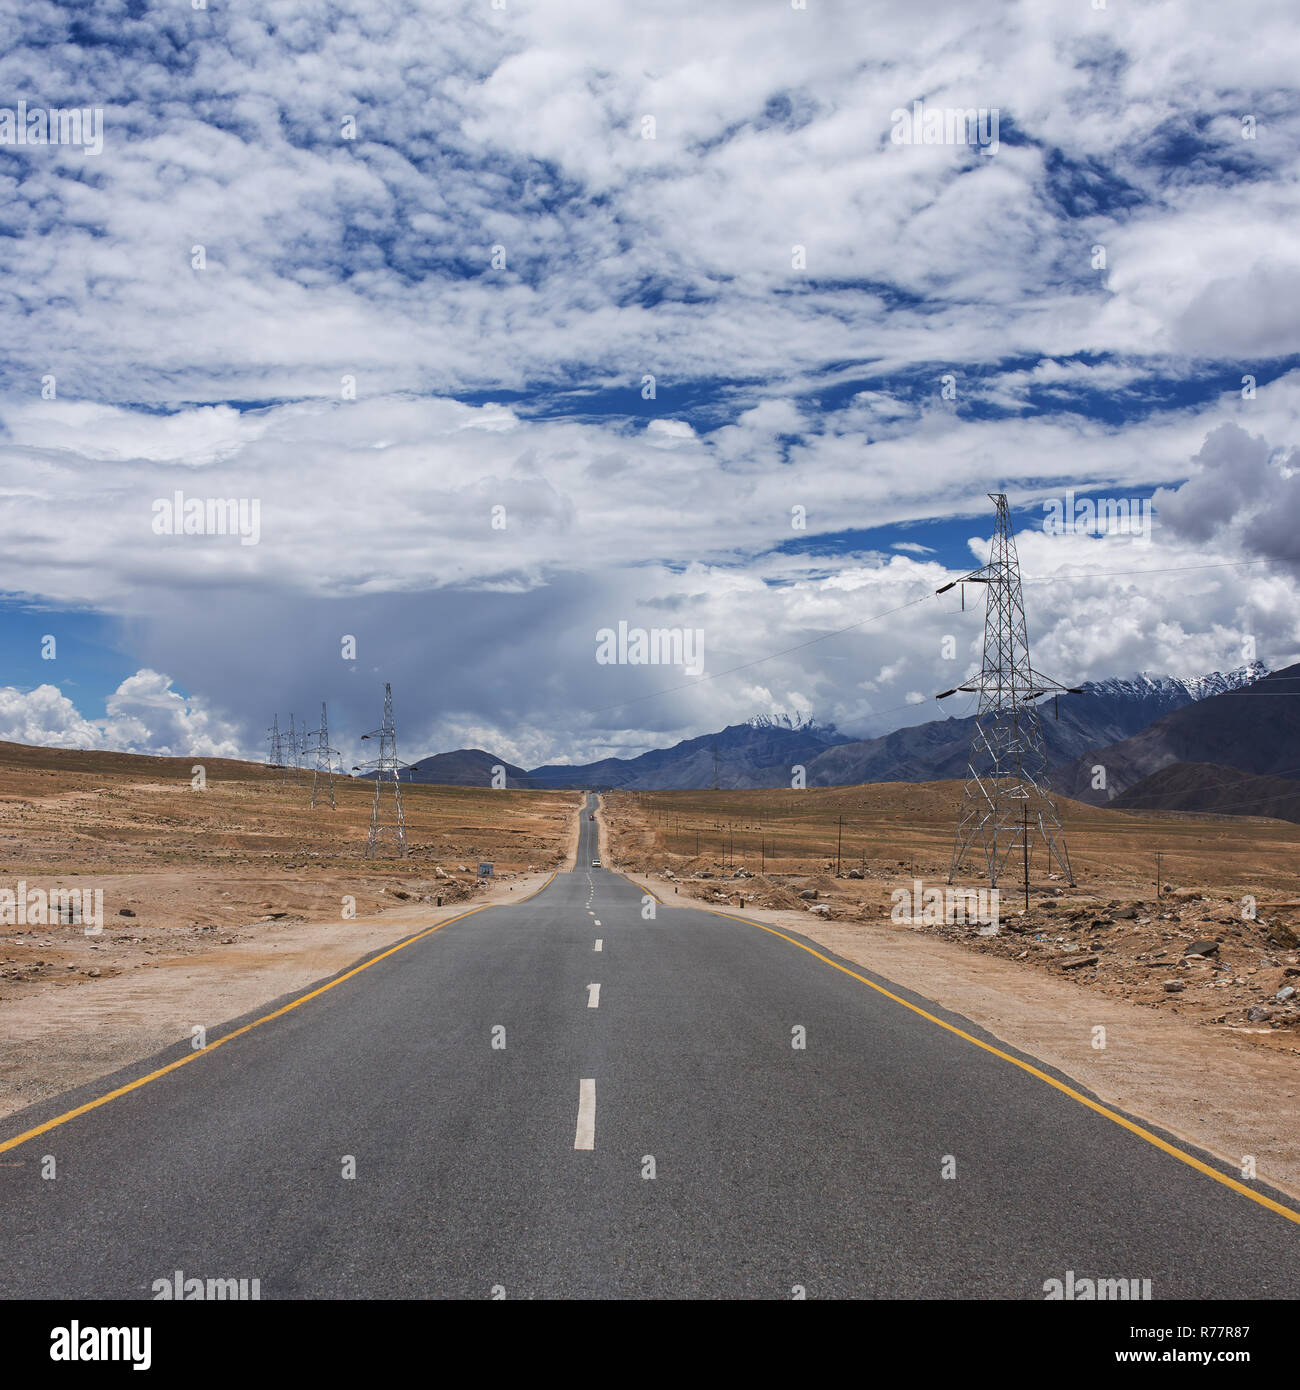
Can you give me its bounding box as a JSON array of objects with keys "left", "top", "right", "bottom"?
[
  {"left": 387, "top": 748, "right": 536, "bottom": 788},
  {"left": 1054, "top": 663, "right": 1300, "bottom": 805},
  {"left": 392, "top": 666, "right": 1272, "bottom": 792},
  {"left": 0, "top": 738, "right": 272, "bottom": 781},
  {"left": 1111, "top": 761, "right": 1300, "bottom": 824},
  {"left": 527, "top": 716, "right": 850, "bottom": 790},
  {"left": 806, "top": 666, "right": 1265, "bottom": 789}
]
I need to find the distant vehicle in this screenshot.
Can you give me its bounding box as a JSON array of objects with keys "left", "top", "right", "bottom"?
[
  {"left": 588, "top": 813, "right": 595, "bottom": 821},
  {"left": 591, "top": 858, "right": 601, "bottom": 868}
]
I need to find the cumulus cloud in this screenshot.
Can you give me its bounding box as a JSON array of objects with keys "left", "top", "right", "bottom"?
[
  {"left": 0, "top": 672, "right": 243, "bottom": 758},
  {"left": 1155, "top": 422, "right": 1300, "bottom": 570},
  {"left": 0, "top": 1, "right": 1298, "bottom": 766}
]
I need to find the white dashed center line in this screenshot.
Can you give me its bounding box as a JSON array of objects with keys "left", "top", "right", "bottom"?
[
  {"left": 574, "top": 1079, "right": 596, "bottom": 1151},
  {"left": 594, "top": 939, "right": 602, "bottom": 951},
  {"left": 586, "top": 983, "right": 601, "bottom": 1008}
]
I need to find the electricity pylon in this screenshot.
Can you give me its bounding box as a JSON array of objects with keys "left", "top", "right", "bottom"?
[
  {"left": 305, "top": 702, "right": 339, "bottom": 809},
  {"left": 287, "top": 713, "right": 302, "bottom": 783},
  {"left": 936, "top": 493, "right": 1080, "bottom": 889},
  {"left": 356, "top": 683, "right": 408, "bottom": 858},
  {"left": 267, "top": 716, "right": 285, "bottom": 780}
]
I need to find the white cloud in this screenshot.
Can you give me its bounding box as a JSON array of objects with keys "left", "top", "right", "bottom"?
[{"left": 0, "top": 672, "right": 244, "bottom": 759}]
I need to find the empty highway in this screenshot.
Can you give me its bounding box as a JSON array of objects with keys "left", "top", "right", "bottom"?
[{"left": 1, "top": 795, "right": 1296, "bottom": 1299}]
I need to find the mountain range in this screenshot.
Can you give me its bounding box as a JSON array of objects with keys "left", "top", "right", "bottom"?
[
  {"left": 1053, "top": 663, "right": 1300, "bottom": 811},
  {"left": 391, "top": 665, "right": 1291, "bottom": 813}
]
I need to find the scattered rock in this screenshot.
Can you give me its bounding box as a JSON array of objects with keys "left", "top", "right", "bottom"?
[
  {"left": 1277, "top": 986, "right": 1297, "bottom": 1002},
  {"left": 1184, "top": 939, "right": 1219, "bottom": 957},
  {"left": 807, "top": 904, "right": 831, "bottom": 916},
  {"left": 798, "top": 889, "right": 818, "bottom": 901},
  {"left": 1247, "top": 1005, "right": 1272, "bottom": 1022},
  {"left": 1059, "top": 954, "right": 1099, "bottom": 970},
  {"left": 1162, "top": 979, "right": 1185, "bottom": 993},
  {"left": 118, "top": 908, "right": 136, "bottom": 918}
]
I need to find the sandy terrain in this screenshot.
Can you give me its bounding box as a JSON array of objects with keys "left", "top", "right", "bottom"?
[{"left": 0, "top": 742, "right": 582, "bottom": 1120}]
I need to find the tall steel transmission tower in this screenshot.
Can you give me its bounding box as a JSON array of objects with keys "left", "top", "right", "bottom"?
[
  {"left": 356, "top": 683, "right": 408, "bottom": 858},
  {"left": 305, "top": 702, "right": 339, "bottom": 809},
  {"left": 287, "top": 713, "right": 302, "bottom": 783},
  {"left": 936, "top": 494, "right": 1081, "bottom": 889},
  {"left": 267, "top": 715, "right": 285, "bottom": 779}
]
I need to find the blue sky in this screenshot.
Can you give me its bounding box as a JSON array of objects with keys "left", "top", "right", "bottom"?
[{"left": 0, "top": 0, "right": 1297, "bottom": 767}]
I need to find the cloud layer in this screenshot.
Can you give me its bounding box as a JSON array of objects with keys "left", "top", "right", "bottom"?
[{"left": 1, "top": 0, "right": 1297, "bottom": 763}]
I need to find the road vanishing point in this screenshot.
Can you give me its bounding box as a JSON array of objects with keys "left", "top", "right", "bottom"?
[{"left": 2, "top": 796, "right": 1297, "bottom": 1299}]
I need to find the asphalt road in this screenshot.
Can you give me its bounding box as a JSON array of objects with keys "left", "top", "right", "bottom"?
[{"left": 1, "top": 794, "right": 1296, "bottom": 1299}]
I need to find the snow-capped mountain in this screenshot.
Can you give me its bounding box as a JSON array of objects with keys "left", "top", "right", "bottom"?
[
  {"left": 803, "top": 664, "right": 1269, "bottom": 789},
  {"left": 399, "top": 665, "right": 1271, "bottom": 791}
]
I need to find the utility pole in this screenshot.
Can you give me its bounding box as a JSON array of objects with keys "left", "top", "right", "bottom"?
[
  {"left": 1022, "top": 802, "right": 1029, "bottom": 912},
  {"left": 712, "top": 743, "right": 719, "bottom": 791},
  {"left": 836, "top": 814, "right": 843, "bottom": 877},
  {"left": 355, "top": 683, "right": 408, "bottom": 858},
  {"left": 936, "top": 493, "right": 1080, "bottom": 888},
  {"left": 1155, "top": 851, "right": 1162, "bottom": 899}
]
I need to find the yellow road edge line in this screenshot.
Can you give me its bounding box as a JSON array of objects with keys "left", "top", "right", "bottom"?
[
  {"left": 0, "top": 902, "right": 490, "bottom": 1157},
  {"left": 694, "top": 903, "right": 1300, "bottom": 1228}
]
